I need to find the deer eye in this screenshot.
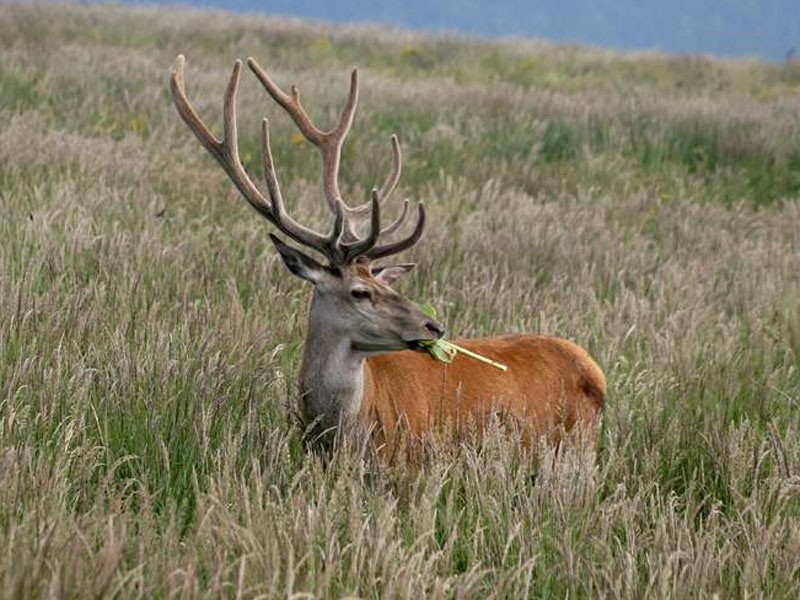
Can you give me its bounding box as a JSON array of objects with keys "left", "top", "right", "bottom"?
[{"left": 351, "top": 288, "right": 372, "bottom": 301}]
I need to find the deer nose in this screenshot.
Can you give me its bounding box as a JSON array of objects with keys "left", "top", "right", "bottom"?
[{"left": 424, "top": 320, "right": 445, "bottom": 338}]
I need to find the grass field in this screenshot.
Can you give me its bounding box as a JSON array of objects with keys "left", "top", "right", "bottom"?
[{"left": 2, "top": 3, "right": 800, "bottom": 597}]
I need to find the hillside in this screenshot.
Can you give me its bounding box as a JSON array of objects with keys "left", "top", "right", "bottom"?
[
  {"left": 127, "top": 0, "right": 800, "bottom": 60},
  {"left": 2, "top": 3, "right": 800, "bottom": 597}
]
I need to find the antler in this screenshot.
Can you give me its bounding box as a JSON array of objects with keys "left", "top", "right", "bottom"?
[
  {"left": 247, "top": 58, "right": 425, "bottom": 253},
  {"left": 170, "top": 54, "right": 425, "bottom": 266}
]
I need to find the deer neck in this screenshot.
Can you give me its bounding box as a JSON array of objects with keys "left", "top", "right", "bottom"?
[{"left": 298, "top": 295, "right": 366, "bottom": 430}]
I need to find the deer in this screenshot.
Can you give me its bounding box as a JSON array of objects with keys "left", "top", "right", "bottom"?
[{"left": 169, "top": 54, "right": 606, "bottom": 453}]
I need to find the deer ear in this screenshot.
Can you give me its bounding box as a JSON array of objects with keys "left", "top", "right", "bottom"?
[
  {"left": 373, "top": 263, "right": 415, "bottom": 285},
  {"left": 269, "top": 234, "right": 330, "bottom": 285}
]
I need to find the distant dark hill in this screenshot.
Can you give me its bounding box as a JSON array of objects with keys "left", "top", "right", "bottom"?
[{"left": 125, "top": 0, "right": 799, "bottom": 61}]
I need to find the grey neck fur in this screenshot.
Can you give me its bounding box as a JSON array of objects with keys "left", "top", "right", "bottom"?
[{"left": 298, "top": 293, "right": 366, "bottom": 431}]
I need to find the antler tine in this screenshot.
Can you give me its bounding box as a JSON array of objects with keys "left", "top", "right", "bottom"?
[
  {"left": 263, "top": 119, "right": 349, "bottom": 262},
  {"left": 171, "top": 56, "right": 268, "bottom": 214},
  {"left": 259, "top": 118, "right": 285, "bottom": 215},
  {"left": 377, "top": 134, "right": 403, "bottom": 201},
  {"left": 334, "top": 68, "right": 360, "bottom": 140},
  {"left": 171, "top": 55, "right": 333, "bottom": 258},
  {"left": 323, "top": 67, "right": 359, "bottom": 217},
  {"left": 246, "top": 57, "right": 324, "bottom": 145},
  {"left": 170, "top": 55, "right": 222, "bottom": 159},
  {"left": 342, "top": 191, "right": 381, "bottom": 262},
  {"left": 328, "top": 199, "right": 346, "bottom": 250},
  {"left": 343, "top": 134, "right": 403, "bottom": 222},
  {"left": 381, "top": 199, "right": 409, "bottom": 236},
  {"left": 337, "top": 134, "right": 407, "bottom": 245},
  {"left": 247, "top": 58, "right": 359, "bottom": 216},
  {"left": 340, "top": 193, "right": 419, "bottom": 264},
  {"left": 365, "top": 202, "right": 426, "bottom": 261}
]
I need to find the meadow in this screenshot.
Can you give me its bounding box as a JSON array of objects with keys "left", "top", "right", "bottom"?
[{"left": 2, "top": 3, "right": 800, "bottom": 597}]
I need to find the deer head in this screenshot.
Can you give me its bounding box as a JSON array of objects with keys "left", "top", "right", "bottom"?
[{"left": 169, "top": 55, "right": 444, "bottom": 356}]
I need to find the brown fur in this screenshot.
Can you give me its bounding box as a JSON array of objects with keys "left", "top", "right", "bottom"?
[{"left": 361, "top": 335, "right": 606, "bottom": 448}]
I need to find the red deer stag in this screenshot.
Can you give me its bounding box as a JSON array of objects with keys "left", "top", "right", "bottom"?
[{"left": 170, "top": 55, "right": 606, "bottom": 451}]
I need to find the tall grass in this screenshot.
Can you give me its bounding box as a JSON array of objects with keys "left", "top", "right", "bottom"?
[{"left": 1, "top": 3, "right": 800, "bottom": 597}]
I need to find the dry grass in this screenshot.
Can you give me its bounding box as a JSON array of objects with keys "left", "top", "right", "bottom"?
[{"left": 2, "top": 2, "right": 800, "bottom": 598}]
